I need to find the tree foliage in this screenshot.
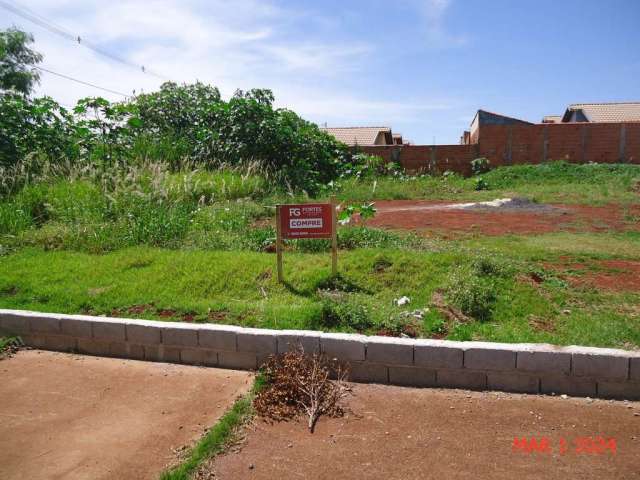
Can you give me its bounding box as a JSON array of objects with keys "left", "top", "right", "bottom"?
[
  {"left": 0, "top": 27, "right": 42, "bottom": 95},
  {"left": 0, "top": 81, "right": 351, "bottom": 192}
]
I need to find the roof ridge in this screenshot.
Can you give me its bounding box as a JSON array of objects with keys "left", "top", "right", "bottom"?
[{"left": 569, "top": 101, "right": 640, "bottom": 107}]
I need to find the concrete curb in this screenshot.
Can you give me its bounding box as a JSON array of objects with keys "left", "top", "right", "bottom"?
[{"left": 2, "top": 309, "right": 640, "bottom": 400}]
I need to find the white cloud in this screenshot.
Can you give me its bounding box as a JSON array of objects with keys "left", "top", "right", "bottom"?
[
  {"left": 1, "top": 0, "right": 467, "bottom": 141},
  {"left": 415, "top": 0, "right": 467, "bottom": 47}
]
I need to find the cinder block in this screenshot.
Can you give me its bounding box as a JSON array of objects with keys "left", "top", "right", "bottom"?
[
  {"left": 20, "top": 334, "right": 45, "bottom": 348},
  {"left": 321, "top": 333, "right": 366, "bottom": 361},
  {"left": 540, "top": 374, "right": 596, "bottom": 397},
  {"left": 517, "top": 350, "right": 570, "bottom": 374},
  {"left": 181, "top": 348, "right": 217, "bottom": 366},
  {"left": 78, "top": 338, "right": 111, "bottom": 356},
  {"left": 414, "top": 340, "right": 463, "bottom": 369},
  {"left": 437, "top": 369, "right": 487, "bottom": 390},
  {"left": 92, "top": 321, "right": 126, "bottom": 341},
  {"left": 236, "top": 329, "right": 277, "bottom": 354},
  {"left": 276, "top": 331, "right": 321, "bottom": 354},
  {"left": 464, "top": 347, "right": 516, "bottom": 371},
  {"left": 29, "top": 315, "right": 60, "bottom": 334},
  {"left": 161, "top": 326, "right": 198, "bottom": 347},
  {"left": 127, "top": 323, "right": 161, "bottom": 345},
  {"left": 145, "top": 345, "right": 181, "bottom": 363},
  {"left": 218, "top": 351, "right": 257, "bottom": 370},
  {"left": 488, "top": 372, "right": 540, "bottom": 394},
  {"left": 597, "top": 381, "right": 640, "bottom": 400},
  {"left": 389, "top": 366, "right": 436, "bottom": 387},
  {"left": 199, "top": 327, "right": 238, "bottom": 352},
  {"left": 43, "top": 335, "right": 76, "bottom": 352},
  {"left": 366, "top": 337, "right": 414, "bottom": 365},
  {"left": 349, "top": 362, "right": 388, "bottom": 384},
  {"left": 60, "top": 318, "right": 92, "bottom": 338},
  {"left": 631, "top": 358, "right": 640, "bottom": 381},
  {"left": 0, "top": 312, "right": 30, "bottom": 335},
  {"left": 109, "top": 342, "right": 144, "bottom": 360},
  {"left": 571, "top": 352, "right": 629, "bottom": 380}
]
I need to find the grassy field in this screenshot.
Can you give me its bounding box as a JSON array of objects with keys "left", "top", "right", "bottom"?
[
  {"left": 1, "top": 231, "right": 639, "bottom": 348},
  {"left": 1, "top": 161, "right": 639, "bottom": 349}
]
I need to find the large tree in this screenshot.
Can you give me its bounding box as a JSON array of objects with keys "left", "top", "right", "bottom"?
[{"left": 0, "top": 27, "right": 42, "bottom": 95}]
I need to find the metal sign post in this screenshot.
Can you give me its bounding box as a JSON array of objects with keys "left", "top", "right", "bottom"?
[{"left": 275, "top": 198, "right": 338, "bottom": 283}]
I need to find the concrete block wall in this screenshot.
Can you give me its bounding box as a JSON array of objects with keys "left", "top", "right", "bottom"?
[{"left": 2, "top": 309, "right": 640, "bottom": 400}]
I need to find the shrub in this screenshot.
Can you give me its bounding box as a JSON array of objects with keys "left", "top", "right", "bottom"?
[
  {"left": 316, "top": 296, "right": 373, "bottom": 331},
  {"left": 474, "top": 177, "right": 489, "bottom": 191},
  {"left": 445, "top": 268, "right": 497, "bottom": 322},
  {"left": 471, "top": 157, "right": 490, "bottom": 175}
]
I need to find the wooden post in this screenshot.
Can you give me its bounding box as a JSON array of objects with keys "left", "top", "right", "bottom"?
[
  {"left": 330, "top": 196, "right": 338, "bottom": 277},
  {"left": 275, "top": 205, "right": 284, "bottom": 283}
]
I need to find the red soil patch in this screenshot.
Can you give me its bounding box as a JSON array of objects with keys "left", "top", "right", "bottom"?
[
  {"left": 547, "top": 259, "right": 640, "bottom": 293},
  {"left": 368, "top": 200, "right": 640, "bottom": 237},
  {"left": 0, "top": 350, "right": 252, "bottom": 480},
  {"left": 208, "top": 383, "right": 640, "bottom": 480}
]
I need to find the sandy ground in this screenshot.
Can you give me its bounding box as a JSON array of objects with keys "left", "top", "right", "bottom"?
[
  {"left": 368, "top": 200, "right": 640, "bottom": 237},
  {"left": 0, "top": 350, "right": 252, "bottom": 480},
  {"left": 211, "top": 383, "right": 640, "bottom": 480}
]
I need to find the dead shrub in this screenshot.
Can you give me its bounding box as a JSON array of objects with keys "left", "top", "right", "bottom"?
[{"left": 254, "top": 348, "right": 350, "bottom": 433}]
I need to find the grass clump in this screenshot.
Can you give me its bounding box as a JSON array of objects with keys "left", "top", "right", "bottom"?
[
  {"left": 160, "top": 379, "right": 262, "bottom": 480},
  {"left": 317, "top": 294, "right": 373, "bottom": 332},
  {"left": 445, "top": 270, "right": 497, "bottom": 322}
]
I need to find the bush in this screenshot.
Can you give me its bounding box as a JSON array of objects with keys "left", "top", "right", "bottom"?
[
  {"left": 445, "top": 268, "right": 497, "bottom": 322},
  {"left": 474, "top": 177, "right": 489, "bottom": 191},
  {"left": 316, "top": 296, "right": 373, "bottom": 332},
  {"left": 471, "top": 157, "right": 490, "bottom": 175}
]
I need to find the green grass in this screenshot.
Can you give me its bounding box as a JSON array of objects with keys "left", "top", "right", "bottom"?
[
  {"left": 160, "top": 376, "right": 263, "bottom": 480},
  {"left": 0, "top": 336, "right": 19, "bottom": 355},
  {"left": 332, "top": 161, "right": 640, "bottom": 205},
  {"left": 1, "top": 234, "right": 639, "bottom": 349}
]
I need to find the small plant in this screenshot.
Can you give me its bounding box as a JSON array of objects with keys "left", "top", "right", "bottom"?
[
  {"left": 318, "top": 296, "right": 373, "bottom": 331},
  {"left": 254, "top": 348, "right": 349, "bottom": 432},
  {"left": 445, "top": 268, "right": 497, "bottom": 322},
  {"left": 474, "top": 177, "right": 489, "bottom": 191},
  {"left": 338, "top": 202, "right": 377, "bottom": 226},
  {"left": 471, "top": 157, "right": 490, "bottom": 175}
]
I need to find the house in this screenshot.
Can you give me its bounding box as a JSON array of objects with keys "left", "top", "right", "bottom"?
[
  {"left": 541, "top": 115, "right": 562, "bottom": 124},
  {"left": 467, "top": 109, "right": 533, "bottom": 144},
  {"left": 559, "top": 102, "right": 640, "bottom": 123},
  {"left": 320, "top": 126, "right": 395, "bottom": 146}
]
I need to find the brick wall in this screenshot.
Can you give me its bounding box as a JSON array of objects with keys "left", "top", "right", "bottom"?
[{"left": 362, "top": 122, "right": 640, "bottom": 175}]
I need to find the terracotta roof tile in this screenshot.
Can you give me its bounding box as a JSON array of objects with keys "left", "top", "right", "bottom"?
[
  {"left": 565, "top": 102, "right": 640, "bottom": 123},
  {"left": 321, "top": 127, "right": 392, "bottom": 146}
]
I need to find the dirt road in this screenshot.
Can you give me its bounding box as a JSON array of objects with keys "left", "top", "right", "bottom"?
[{"left": 0, "top": 350, "right": 252, "bottom": 480}]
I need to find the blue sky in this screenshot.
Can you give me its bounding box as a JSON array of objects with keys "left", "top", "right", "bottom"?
[{"left": 2, "top": 0, "right": 640, "bottom": 143}]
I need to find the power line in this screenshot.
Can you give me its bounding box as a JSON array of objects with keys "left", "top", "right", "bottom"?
[
  {"left": 35, "top": 66, "right": 131, "bottom": 98},
  {"left": 0, "top": 0, "right": 171, "bottom": 82}
]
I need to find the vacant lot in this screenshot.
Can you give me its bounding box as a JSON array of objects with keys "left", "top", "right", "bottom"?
[
  {"left": 0, "top": 350, "right": 252, "bottom": 480},
  {"left": 1, "top": 162, "right": 639, "bottom": 349},
  {"left": 209, "top": 383, "right": 640, "bottom": 480}
]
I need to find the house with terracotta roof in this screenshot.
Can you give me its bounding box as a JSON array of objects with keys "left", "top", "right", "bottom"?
[
  {"left": 320, "top": 127, "right": 398, "bottom": 146},
  {"left": 560, "top": 102, "right": 640, "bottom": 123},
  {"left": 542, "top": 102, "right": 640, "bottom": 123}
]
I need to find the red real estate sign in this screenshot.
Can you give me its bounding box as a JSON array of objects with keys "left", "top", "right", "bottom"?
[{"left": 279, "top": 203, "right": 333, "bottom": 239}]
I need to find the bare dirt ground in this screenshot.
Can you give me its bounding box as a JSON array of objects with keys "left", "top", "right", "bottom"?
[
  {"left": 544, "top": 258, "right": 640, "bottom": 292},
  {"left": 368, "top": 200, "right": 640, "bottom": 237},
  {"left": 210, "top": 383, "right": 640, "bottom": 480},
  {"left": 0, "top": 350, "right": 252, "bottom": 480}
]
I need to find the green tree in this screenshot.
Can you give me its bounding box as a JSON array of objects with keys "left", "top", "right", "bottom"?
[{"left": 0, "top": 27, "right": 43, "bottom": 95}]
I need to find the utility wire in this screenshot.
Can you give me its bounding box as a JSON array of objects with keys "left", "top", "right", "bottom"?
[
  {"left": 35, "top": 66, "right": 130, "bottom": 98},
  {"left": 0, "top": 0, "right": 171, "bottom": 82}
]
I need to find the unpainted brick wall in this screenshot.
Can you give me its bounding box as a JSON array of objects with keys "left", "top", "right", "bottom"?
[{"left": 362, "top": 122, "right": 640, "bottom": 175}]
